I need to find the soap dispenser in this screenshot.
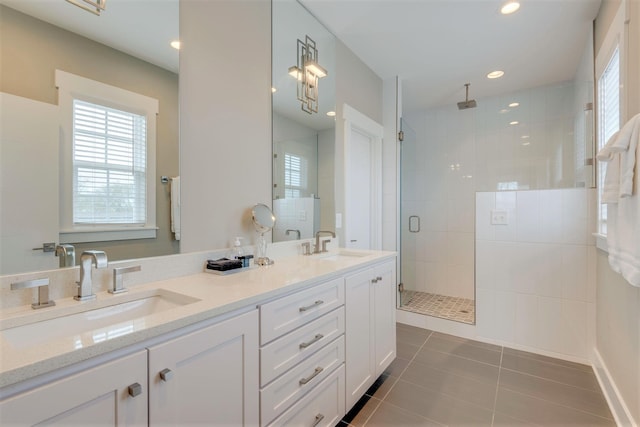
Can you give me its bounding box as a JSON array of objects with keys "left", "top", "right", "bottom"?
[{"left": 229, "top": 237, "right": 244, "bottom": 259}]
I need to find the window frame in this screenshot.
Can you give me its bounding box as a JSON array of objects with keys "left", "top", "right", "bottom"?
[{"left": 56, "top": 70, "right": 158, "bottom": 243}]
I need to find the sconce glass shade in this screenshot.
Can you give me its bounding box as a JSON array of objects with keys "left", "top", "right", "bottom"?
[{"left": 289, "top": 35, "right": 328, "bottom": 114}]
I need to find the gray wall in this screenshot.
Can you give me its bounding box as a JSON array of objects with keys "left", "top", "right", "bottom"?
[
  {"left": 179, "top": 0, "right": 272, "bottom": 251},
  {"left": 0, "top": 5, "right": 180, "bottom": 261}
]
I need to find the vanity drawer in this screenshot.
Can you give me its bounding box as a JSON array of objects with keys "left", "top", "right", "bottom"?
[
  {"left": 266, "top": 364, "right": 345, "bottom": 427},
  {"left": 260, "top": 307, "right": 345, "bottom": 386},
  {"left": 260, "top": 278, "right": 344, "bottom": 344},
  {"left": 260, "top": 336, "right": 344, "bottom": 426}
]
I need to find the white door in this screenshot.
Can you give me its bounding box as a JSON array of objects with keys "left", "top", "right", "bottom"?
[
  {"left": 343, "top": 105, "right": 383, "bottom": 250},
  {"left": 346, "top": 129, "right": 372, "bottom": 249},
  {"left": 148, "top": 310, "right": 259, "bottom": 426},
  {"left": 0, "top": 93, "right": 59, "bottom": 274},
  {"left": 0, "top": 351, "right": 148, "bottom": 426}
]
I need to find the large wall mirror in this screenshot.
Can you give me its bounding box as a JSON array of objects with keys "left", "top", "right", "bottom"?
[
  {"left": 272, "top": 0, "right": 336, "bottom": 242},
  {"left": 0, "top": 0, "right": 179, "bottom": 275}
]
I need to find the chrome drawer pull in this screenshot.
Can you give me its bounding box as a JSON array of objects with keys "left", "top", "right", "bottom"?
[
  {"left": 299, "top": 333, "right": 324, "bottom": 349},
  {"left": 299, "top": 366, "right": 323, "bottom": 385},
  {"left": 159, "top": 368, "right": 174, "bottom": 382},
  {"left": 299, "top": 300, "right": 324, "bottom": 312},
  {"left": 312, "top": 413, "right": 325, "bottom": 427},
  {"left": 128, "top": 382, "right": 142, "bottom": 397}
]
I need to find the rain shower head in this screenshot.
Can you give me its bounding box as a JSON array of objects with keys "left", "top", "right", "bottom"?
[{"left": 457, "top": 83, "right": 477, "bottom": 110}]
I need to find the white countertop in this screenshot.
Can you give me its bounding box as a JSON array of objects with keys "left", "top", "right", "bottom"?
[{"left": 0, "top": 249, "right": 395, "bottom": 389}]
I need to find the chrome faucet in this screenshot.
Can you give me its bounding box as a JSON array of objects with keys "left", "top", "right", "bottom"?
[
  {"left": 55, "top": 244, "right": 75, "bottom": 268},
  {"left": 75, "top": 250, "right": 108, "bottom": 301},
  {"left": 314, "top": 230, "right": 336, "bottom": 253}
]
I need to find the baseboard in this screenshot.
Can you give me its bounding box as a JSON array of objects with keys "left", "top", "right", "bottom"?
[{"left": 592, "top": 348, "right": 637, "bottom": 427}]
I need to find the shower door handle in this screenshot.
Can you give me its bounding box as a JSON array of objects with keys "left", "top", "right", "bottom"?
[{"left": 409, "top": 216, "right": 420, "bottom": 233}]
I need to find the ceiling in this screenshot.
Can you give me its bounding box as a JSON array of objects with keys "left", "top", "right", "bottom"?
[
  {"left": 3, "top": 0, "right": 602, "bottom": 113},
  {"left": 299, "top": 0, "right": 602, "bottom": 112},
  {"left": 0, "top": 0, "right": 179, "bottom": 73}
]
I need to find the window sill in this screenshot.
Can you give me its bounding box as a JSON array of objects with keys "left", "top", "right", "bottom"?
[
  {"left": 60, "top": 226, "right": 158, "bottom": 243},
  {"left": 593, "top": 233, "right": 608, "bottom": 253}
]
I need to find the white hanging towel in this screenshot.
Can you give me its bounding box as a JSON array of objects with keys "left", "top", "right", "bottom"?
[
  {"left": 170, "top": 176, "right": 181, "bottom": 241},
  {"left": 597, "top": 113, "right": 640, "bottom": 287}
]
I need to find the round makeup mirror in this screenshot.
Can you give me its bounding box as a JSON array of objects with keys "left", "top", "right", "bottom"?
[
  {"left": 252, "top": 203, "right": 276, "bottom": 266},
  {"left": 252, "top": 203, "right": 276, "bottom": 234}
]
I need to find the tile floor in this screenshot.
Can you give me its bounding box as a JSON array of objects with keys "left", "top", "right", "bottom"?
[
  {"left": 400, "top": 291, "right": 476, "bottom": 324},
  {"left": 338, "top": 323, "right": 615, "bottom": 427}
]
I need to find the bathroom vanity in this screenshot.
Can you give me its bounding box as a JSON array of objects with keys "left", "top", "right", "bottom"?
[{"left": 0, "top": 249, "right": 396, "bottom": 426}]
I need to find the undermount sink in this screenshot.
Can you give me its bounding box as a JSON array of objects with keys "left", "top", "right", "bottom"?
[
  {"left": 0, "top": 289, "right": 200, "bottom": 349},
  {"left": 317, "top": 250, "right": 370, "bottom": 261}
]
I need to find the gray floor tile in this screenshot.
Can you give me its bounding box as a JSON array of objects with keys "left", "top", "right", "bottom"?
[
  {"left": 365, "top": 373, "right": 399, "bottom": 400},
  {"left": 498, "top": 369, "right": 613, "bottom": 419},
  {"left": 383, "top": 356, "right": 410, "bottom": 378},
  {"left": 492, "top": 411, "right": 537, "bottom": 426},
  {"left": 364, "top": 401, "right": 443, "bottom": 426},
  {"left": 502, "top": 346, "right": 593, "bottom": 373},
  {"left": 397, "top": 340, "right": 422, "bottom": 360},
  {"left": 430, "top": 331, "right": 502, "bottom": 352},
  {"left": 495, "top": 388, "right": 617, "bottom": 426},
  {"left": 397, "top": 325, "right": 432, "bottom": 347},
  {"left": 501, "top": 351, "right": 600, "bottom": 391},
  {"left": 342, "top": 395, "right": 382, "bottom": 427},
  {"left": 413, "top": 347, "right": 500, "bottom": 384},
  {"left": 400, "top": 361, "right": 497, "bottom": 409},
  {"left": 384, "top": 379, "right": 495, "bottom": 426},
  {"left": 423, "top": 334, "right": 502, "bottom": 366}
]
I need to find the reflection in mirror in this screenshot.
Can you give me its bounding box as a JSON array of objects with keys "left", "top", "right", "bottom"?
[
  {"left": 0, "top": 0, "right": 179, "bottom": 275},
  {"left": 272, "top": 0, "right": 336, "bottom": 243},
  {"left": 252, "top": 203, "right": 276, "bottom": 266}
]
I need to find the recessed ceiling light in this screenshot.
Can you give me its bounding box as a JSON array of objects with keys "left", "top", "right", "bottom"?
[
  {"left": 510, "top": 121, "right": 519, "bottom": 125},
  {"left": 521, "top": 135, "right": 530, "bottom": 139},
  {"left": 499, "top": 109, "right": 509, "bottom": 114},
  {"left": 522, "top": 142, "right": 531, "bottom": 146},
  {"left": 509, "top": 102, "right": 520, "bottom": 107},
  {"left": 271, "top": 87, "right": 277, "bottom": 93},
  {"left": 501, "top": 1, "right": 520, "bottom": 15},
  {"left": 487, "top": 70, "right": 505, "bottom": 79},
  {"left": 170, "top": 40, "right": 181, "bottom": 50},
  {"left": 326, "top": 111, "right": 336, "bottom": 117}
]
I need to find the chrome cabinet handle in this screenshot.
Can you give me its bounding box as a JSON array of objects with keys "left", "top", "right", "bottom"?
[
  {"left": 312, "top": 413, "right": 325, "bottom": 427},
  {"left": 159, "top": 368, "right": 174, "bottom": 382},
  {"left": 376, "top": 276, "right": 382, "bottom": 281},
  {"left": 299, "top": 367, "right": 323, "bottom": 385},
  {"left": 371, "top": 278, "right": 378, "bottom": 283},
  {"left": 299, "top": 333, "right": 324, "bottom": 349},
  {"left": 128, "top": 382, "right": 142, "bottom": 397},
  {"left": 299, "top": 300, "right": 324, "bottom": 312}
]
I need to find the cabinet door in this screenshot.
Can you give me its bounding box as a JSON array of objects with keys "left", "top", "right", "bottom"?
[
  {"left": 148, "top": 309, "right": 259, "bottom": 426},
  {"left": 0, "top": 351, "right": 147, "bottom": 427},
  {"left": 344, "top": 269, "right": 375, "bottom": 409},
  {"left": 373, "top": 261, "right": 397, "bottom": 377}
]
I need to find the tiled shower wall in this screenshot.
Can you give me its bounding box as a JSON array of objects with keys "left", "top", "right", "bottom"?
[{"left": 475, "top": 188, "right": 597, "bottom": 360}]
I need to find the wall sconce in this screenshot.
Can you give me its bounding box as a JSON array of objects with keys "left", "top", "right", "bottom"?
[
  {"left": 288, "top": 35, "right": 328, "bottom": 114},
  {"left": 66, "top": 0, "right": 107, "bottom": 16}
]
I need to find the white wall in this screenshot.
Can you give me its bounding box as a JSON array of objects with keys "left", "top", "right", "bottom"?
[
  {"left": 475, "top": 188, "right": 597, "bottom": 361},
  {"left": 179, "top": 0, "right": 272, "bottom": 252}
]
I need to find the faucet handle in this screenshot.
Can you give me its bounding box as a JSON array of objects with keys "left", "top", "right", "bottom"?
[
  {"left": 11, "top": 278, "right": 56, "bottom": 309},
  {"left": 110, "top": 265, "right": 141, "bottom": 294},
  {"left": 302, "top": 242, "right": 312, "bottom": 256},
  {"left": 321, "top": 239, "right": 331, "bottom": 253}
]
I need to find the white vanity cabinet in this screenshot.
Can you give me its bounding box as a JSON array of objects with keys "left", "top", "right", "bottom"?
[
  {"left": 148, "top": 309, "right": 259, "bottom": 426},
  {"left": 345, "top": 260, "right": 396, "bottom": 409},
  {"left": 0, "top": 351, "right": 148, "bottom": 426},
  {"left": 259, "top": 277, "right": 346, "bottom": 426}
]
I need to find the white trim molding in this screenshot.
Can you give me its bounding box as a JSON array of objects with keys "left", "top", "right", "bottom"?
[{"left": 592, "top": 348, "right": 638, "bottom": 427}]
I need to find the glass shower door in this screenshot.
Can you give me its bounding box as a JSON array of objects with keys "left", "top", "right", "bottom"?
[{"left": 398, "top": 118, "right": 418, "bottom": 309}]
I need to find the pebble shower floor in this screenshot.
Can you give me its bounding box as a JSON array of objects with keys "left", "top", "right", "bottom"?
[{"left": 399, "top": 290, "right": 475, "bottom": 324}]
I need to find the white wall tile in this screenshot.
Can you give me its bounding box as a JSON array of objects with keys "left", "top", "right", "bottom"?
[
  {"left": 516, "top": 190, "right": 540, "bottom": 242},
  {"left": 561, "top": 299, "right": 588, "bottom": 357},
  {"left": 537, "top": 296, "right": 565, "bottom": 351},
  {"left": 476, "top": 192, "right": 496, "bottom": 241},
  {"left": 515, "top": 293, "right": 538, "bottom": 346},
  {"left": 535, "top": 244, "right": 564, "bottom": 298},
  {"left": 539, "top": 190, "right": 564, "bottom": 242},
  {"left": 561, "top": 244, "right": 588, "bottom": 301},
  {"left": 493, "top": 290, "right": 517, "bottom": 342}
]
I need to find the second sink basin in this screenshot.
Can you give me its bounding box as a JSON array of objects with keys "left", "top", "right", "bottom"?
[
  {"left": 1, "top": 289, "right": 200, "bottom": 349},
  {"left": 317, "top": 250, "right": 370, "bottom": 261}
]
